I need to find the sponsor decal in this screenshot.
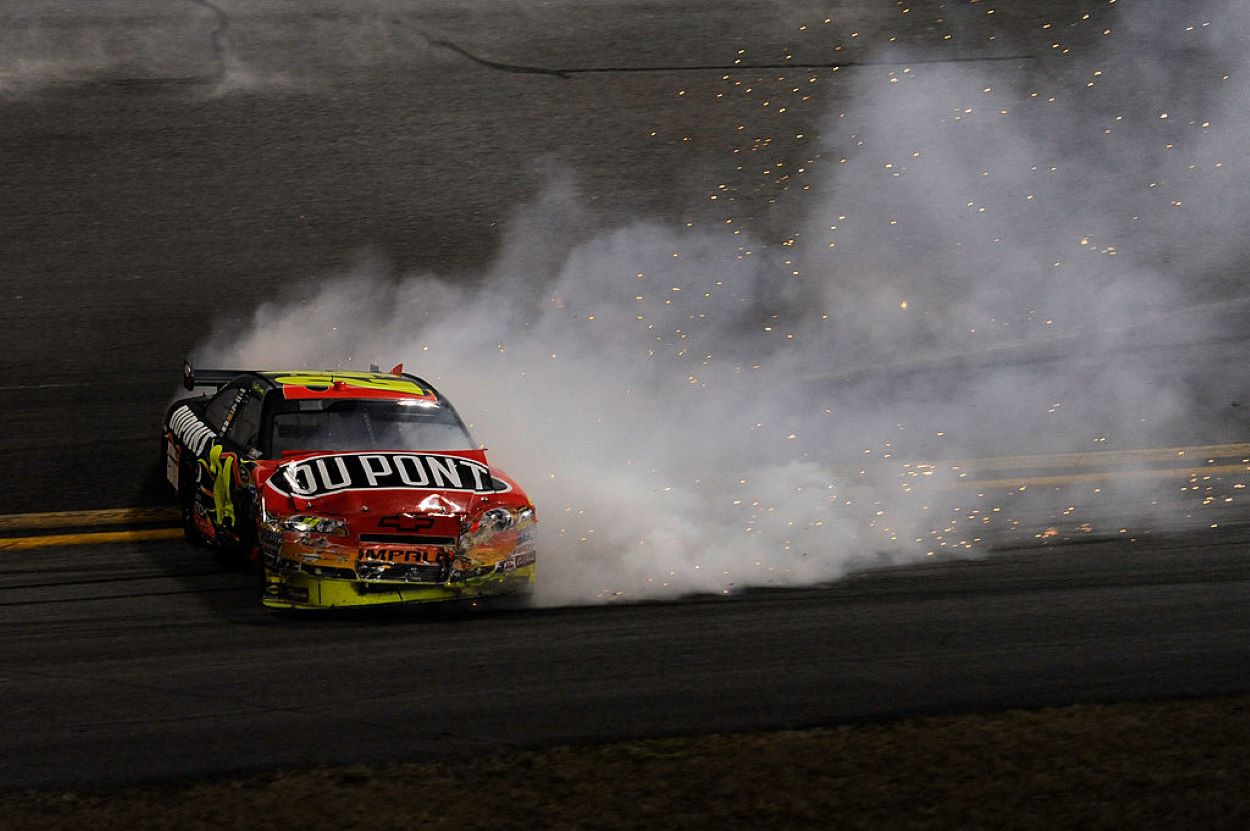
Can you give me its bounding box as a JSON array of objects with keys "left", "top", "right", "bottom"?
[
  {"left": 495, "top": 549, "right": 536, "bottom": 572},
  {"left": 259, "top": 526, "right": 283, "bottom": 550},
  {"left": 164, "top": 432, "right": 181, "bottom": 488},
  {"left": 272, "top": 372, "right": 435, "bottom": 401},
  {"left": 267, "top": 452, "right": 510, "bottom": 499},
  {"left": 222, "top": 388, "right": 246, "bottom": 431},
  {"left": 169, "top": 405, "right": 217, "bottom": 456},
  {"left": 264, "top": 583, "right": 310, "bottom": 602},
  {"left": 357, "top": 546, "right": 448, "bottom": 564}
]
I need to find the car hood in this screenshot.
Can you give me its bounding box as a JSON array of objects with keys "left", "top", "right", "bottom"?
[{"left": 256, "top": 449, "right": 521, "bottom": 529}]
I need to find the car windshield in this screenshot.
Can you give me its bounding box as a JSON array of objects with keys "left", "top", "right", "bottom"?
[{"left": 269, "top": 398, "right": 474, "bottom": 456}]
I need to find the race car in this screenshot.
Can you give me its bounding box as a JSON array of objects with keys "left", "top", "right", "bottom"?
[{"left": 162, "top": 362, "right": 536, "bottom": 610}]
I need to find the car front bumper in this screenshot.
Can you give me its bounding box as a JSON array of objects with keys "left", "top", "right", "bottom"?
[{"left": 260, "top": 563, "right": 535, "bottom": 609}]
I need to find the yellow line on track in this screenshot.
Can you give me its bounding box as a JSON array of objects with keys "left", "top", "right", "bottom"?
[
  {"left": 940, "top": 463, "right": 1250, "bottom": 491},
  {"left": 1, "top": 443, "right": 1247, "bottom": 550},
  {"left": 942, "top": 443, "right": 1250, "bottom": 474},
  {"left": 836, "top": 444, "right": 1250, "bottom": 479},
  {"left": 0, "top": 506, "right": 180, "bottom": 532},
  {"left": 0, "top": 528, "right": 184, "bottom": 551}
]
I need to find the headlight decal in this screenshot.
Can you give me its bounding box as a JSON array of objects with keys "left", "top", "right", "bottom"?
[{"left": 282, "top": 515, "right": 349, "bottom": 536}]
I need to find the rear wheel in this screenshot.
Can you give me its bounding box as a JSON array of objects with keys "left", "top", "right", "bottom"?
[{"left": 178, "top": 459, "right": 206, "bottom": 547}]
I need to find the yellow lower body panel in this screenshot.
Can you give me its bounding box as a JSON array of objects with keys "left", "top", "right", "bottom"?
[{"left": 261, "top": 563, "right": 535, "bottom": 610}]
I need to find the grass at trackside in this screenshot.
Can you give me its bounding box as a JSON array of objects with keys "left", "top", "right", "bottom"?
[{"left": 4, "top": 696, "right": 1248, "bottom": 830}]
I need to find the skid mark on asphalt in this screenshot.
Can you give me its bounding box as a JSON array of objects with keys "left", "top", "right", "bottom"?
[
  {"left": 0, "top": 507, "right": 179, "bottom": 532},
  {"left": 419, "top": 33, "right": 1035, "bottom": 79},
  {"left": 0, "top": 570, "right": 236, "bottom": 592},
  {"left": 0, "top": 584, "right": 253, "bottom": 608}
]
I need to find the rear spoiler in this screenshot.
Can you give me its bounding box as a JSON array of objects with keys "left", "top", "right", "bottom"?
[
  {"left": 183, "top": 360, "right": 246, "bottom": 391},
  {"left": 182, "top": 360, "right": 437, "bottom": 395}
]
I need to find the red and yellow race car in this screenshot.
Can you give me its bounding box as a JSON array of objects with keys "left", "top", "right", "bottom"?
[{"left": 162, "top": 363, "right": 536, "bottom": 609}]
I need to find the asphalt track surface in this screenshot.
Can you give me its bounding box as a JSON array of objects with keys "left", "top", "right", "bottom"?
[
  {"left": 3, "top": 0, "right": 1250, "bottom": 793},
  {"left": 1, "top": 525, "right": 1247, "bottom": 791}
]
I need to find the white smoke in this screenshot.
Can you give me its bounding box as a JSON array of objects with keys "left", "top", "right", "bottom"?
[{"left": 199, "top": 0, "right": 1250, "bottom": 604}]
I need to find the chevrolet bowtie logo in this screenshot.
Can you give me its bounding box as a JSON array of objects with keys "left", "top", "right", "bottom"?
[{"left": 377, "top": 515, "right": 437, "bottom": 532}]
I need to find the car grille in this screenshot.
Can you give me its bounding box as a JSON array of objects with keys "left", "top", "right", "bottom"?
[
  {"left": 266, "top": 556, "right": 356, "bottom": 580},
  {"left": 356, "top": 562, "right": 448, "bottom": 584},
  {"left": 305, "top": 564, "right": 357, "bottom": 580},
  {"left": 358, "top": 534, "right": 456, "bottom": 546}
]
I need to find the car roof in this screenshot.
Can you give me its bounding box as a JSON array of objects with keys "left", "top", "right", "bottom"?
[{"left": 254, "top": 370, "right": 443, "bottom": 402}]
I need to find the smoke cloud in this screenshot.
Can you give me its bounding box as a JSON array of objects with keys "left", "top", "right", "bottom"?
[{"left": 199, "top": 1, "right": 1250, "bottom": 605}]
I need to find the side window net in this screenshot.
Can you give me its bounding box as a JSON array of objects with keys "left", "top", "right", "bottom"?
[
  {"left": 226, "top": 393, "right": 263, "bottom": 450},
  {"left": 203, "top": 384, "right": 243, "bottom": 431}
]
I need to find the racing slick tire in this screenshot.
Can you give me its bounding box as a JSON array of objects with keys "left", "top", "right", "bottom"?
[{"left": 178, "top": 458, "right": 206, "bottom": 548}]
